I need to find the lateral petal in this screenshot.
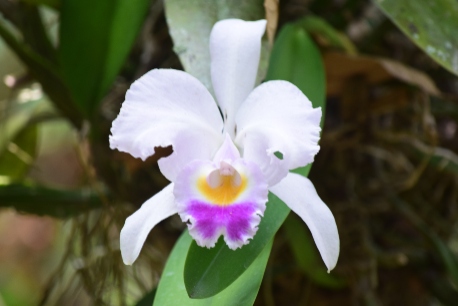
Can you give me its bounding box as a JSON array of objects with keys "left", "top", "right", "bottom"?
[
  {"left": 120, "top": 184, "right": 177, "bottom": 265},
  {"left": 110, "top": 69, "right": 224, "bottom": 181},
  {"left": 236, "top": 81, "right": 322, "bottom": 185},
  {"left": 269, "top": 173, "right": 339, "bottom": 272},
  {"left": 210, "top": 19, "right": 266, "bottom": 137}
]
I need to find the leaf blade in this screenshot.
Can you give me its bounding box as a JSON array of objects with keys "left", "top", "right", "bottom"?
[
  {"left": 154, "top": 231, "right": 272, "bottom": 305},
  {"left": 59, "top": 0, "right": 150, "bottom": 116},
  {"left": 0, "top": 183, "right": 103, "bottom": 218},
  {"left": 375, "top": 0, "right": 458, "bottom": 76}
]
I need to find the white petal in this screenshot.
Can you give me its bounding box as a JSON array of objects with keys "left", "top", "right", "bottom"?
[
  {"left": 235, "top": 81, "right": 322, "bottom": 185},
  {"left": 120, "top": 184, "right": 177, "bottom": 265},
  {"left": 110, "top": 69, "right": 223, "bottom": 181},
  {"left": 269, "top": 173, "right": 339, "bottom": 272},
  {"left": 210, "top": 19, "right": 266, "bottom": 137},
  {"left": 237, "top": 131, "right": 290, "bottom": 186}
]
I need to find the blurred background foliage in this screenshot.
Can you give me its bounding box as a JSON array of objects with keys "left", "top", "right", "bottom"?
[{"left": 0, "top": 0, "right": 458, "bottom": 305}]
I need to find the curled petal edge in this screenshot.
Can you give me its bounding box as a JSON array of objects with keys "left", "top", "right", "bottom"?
[
  {"left": 236, "top": 80, "right": 322, "bottom": 185},
  {"left": 110, "top": 69, "right": 223, "bottom": 181}
]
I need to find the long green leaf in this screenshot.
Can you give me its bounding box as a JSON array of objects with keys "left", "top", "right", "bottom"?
[
  {"left": 266, "top": 23, "right": 326, "bottom": 110},
  {"left": 154, "top": 231, "right": 272, "bottom": 306},
  {"left": 184, "top": 24, "right": 327, "bottom": 298},
  {"left": 134, "top": 289, "right": 156, "bottom": 306},
  {"left": 0, "top": 20, "right": 82, "bottom": 128},
  {"left": 375, "top": 0, "right": 458, "bottom": 76},
  {"left": 59, "top": 0, "right": 150, "bottom": 116},
  {"left": 0, "top": 183, "right": 103, "bottom": 218},
  {"left": 164, "top": 0, "right": 268, "bottom": 92},
  {"left": 296, "top": 15, "right": 357, "bottom": 55}
]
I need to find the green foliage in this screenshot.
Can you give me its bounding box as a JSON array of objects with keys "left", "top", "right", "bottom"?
[
  {"left": 295, "top": 15, "right": 357, "bottom": 54},
  {"left": 266, "top": 23, "right": 326, "bottom": 111},
  {"left": 134, "top": 288, "right": 156, "bottom": 306},
  {"left": 0, "top": 183, "right": 103, "bottom": 218},
  {"left": 375, "top": 0, "right": 458, "bottom": 76},
  {"left": 154, "top": 231, "right": 272, "bottom": 305},
  {"left": 59, "top": 0, "right": 150, "bottom": 117},
  {"left": 0, "top": 20, "right": 82, "bottom": 127}
]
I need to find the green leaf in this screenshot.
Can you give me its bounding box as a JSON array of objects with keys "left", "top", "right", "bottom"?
[
  {"left": 296, "top": 16, "right": 357, "bottom": 55},
  {"left": 0, "top": 183, "right": 103, "bottom": 218},
  {"left": 134, "top": 288, "right": 156, "bottom": 306},
  {"left": 266, "top": 24, "right": 326, "bottom": 110},
  {"left": 0, "top": 20, "right": 82, "bottom": 128},
  {"left": 154, "top": 231, "right": 272, "bottom": 305},
  {"left": 4, "top": 3, "right": 58, "bottom": 63},
  {"left": 283, "top": 215, "right": 346, "bottom": 289},
  {"left": 375, "top": 0, "right": 458, "bottom": 76},
  {"left": 164, "top": 0, "right": 268, "bottom": 92},
  {"left": 59, "top": 0, "right": 150, "bottom": 116},
  {"left": 183, "top": 24, "right": 327, "bottom": 298}
]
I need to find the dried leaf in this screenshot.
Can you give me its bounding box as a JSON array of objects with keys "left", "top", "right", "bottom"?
[
  {"left": 325, "top": 52, "right": 441, "bottom": 96},
  {"left": 264, "top": 0, "right": 279, "bottom": 45}
]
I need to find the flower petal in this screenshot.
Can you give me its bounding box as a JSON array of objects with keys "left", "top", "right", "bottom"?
[
  {"left": 120, "top": 184, "right": 177, "bottom": 265},
  {"left": 174, "top": 154, "right": 268, "bottom": 249},
  {"left": 235, "top": 81, "right": 322, "bottom": 186},
  {"left": 269, "top": 173, "right": 339, "bottom": 272},
  {"left": 110, "top": 69, "right": 224, "bottom": 181},
  {"left": 210, "top": 19, "right": 266, "bottom": 137}
]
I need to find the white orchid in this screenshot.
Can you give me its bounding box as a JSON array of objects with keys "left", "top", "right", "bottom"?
[{"left": 110, "top": 19, "right": 339, "bottom": 271}]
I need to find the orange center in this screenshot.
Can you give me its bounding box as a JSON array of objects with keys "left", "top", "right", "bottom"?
[{"left": 197, "top": 174, "right": 247, "bottom": 206}]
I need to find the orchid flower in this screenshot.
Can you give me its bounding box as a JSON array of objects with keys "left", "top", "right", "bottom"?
[{"left": 110, "top": 19, "right": 339, "bottom": 271}]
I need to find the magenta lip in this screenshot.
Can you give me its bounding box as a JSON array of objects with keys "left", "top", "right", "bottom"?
[{"left": 186, "top": 200, "right": 258, "bottom": 242}]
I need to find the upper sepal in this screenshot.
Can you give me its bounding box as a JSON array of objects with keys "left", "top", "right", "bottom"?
[{"left": 210, "top": 19, "right": 267, "bottom": 137}]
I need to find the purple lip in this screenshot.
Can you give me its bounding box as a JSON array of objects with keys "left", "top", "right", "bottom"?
[{"left": 186, "top": 200, "right": 259, "bottom": 244}]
